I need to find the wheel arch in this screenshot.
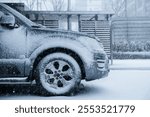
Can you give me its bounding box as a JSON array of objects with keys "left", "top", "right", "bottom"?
[{"left": 30, "top": 47, "right": 86, "bottom": 80}]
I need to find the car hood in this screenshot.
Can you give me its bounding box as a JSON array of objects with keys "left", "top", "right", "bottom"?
[{"left": 31, "top": 26, "right": 100, "bottom": 41}]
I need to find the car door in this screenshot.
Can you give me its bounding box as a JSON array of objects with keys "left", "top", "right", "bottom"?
[{"left": 0, "top": 5, "right": 27, "bottom": 77}]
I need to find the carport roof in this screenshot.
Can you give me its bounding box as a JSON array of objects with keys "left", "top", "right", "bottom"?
[{"left": 24, "top": 11, "right": 114, "bottom": 15}]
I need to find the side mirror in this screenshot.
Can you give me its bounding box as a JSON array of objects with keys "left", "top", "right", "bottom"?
[{"left": 0, "top": 13, "right": 16, "bottom": 28}]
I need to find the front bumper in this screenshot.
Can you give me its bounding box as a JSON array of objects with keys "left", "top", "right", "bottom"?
[{"left": 85, "top": 53, "right": 109, "bottom": 81}]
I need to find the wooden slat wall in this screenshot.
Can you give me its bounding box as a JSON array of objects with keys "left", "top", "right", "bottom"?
[
  {"left": 80, "top": 20, "right": 111, "bottom": 57},
  {"left": 33, "top": 20, "right": 59, "bottom": 29}
]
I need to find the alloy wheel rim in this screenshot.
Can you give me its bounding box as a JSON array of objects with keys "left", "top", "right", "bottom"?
[{"left": 42, "top": 60, "right": 75, "bottom": 89}]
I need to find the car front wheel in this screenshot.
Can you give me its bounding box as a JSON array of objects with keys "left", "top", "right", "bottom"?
[{"left": 36, "top": 53, "right": 81, "bottom": 95}]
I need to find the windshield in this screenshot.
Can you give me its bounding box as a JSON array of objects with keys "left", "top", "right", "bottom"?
[{"left": 0, "top": 4, "right": 38, "bottom": 27}]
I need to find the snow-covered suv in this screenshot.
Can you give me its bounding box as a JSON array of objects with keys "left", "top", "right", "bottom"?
[{"left": 0, "top": 4, "right": 109, "bottom": 95}]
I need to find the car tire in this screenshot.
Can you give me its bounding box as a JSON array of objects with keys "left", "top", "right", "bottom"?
[{"left": 35, "top": 53, "right": 81, "bottom": 96}]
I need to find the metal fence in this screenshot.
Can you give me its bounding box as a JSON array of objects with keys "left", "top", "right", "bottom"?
[{"left": 111, "top": 17, "right": 150, "bottom": 42}]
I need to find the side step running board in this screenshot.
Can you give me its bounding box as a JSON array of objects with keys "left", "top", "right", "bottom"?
[{"left": 0, "top": 77, "right": 35, "bottom": 85}]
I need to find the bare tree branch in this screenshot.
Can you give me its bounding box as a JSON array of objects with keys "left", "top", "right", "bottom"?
[
  {"left": 111, "top": 0, "right": 125, "bottom": 16},
  {"left": 50, "top": 0, "right": 64, "bottom": 11}
]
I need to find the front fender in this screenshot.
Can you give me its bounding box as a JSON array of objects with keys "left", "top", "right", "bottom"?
[{"left": 29, "top": 39, "right": 95, "bottom": 69}]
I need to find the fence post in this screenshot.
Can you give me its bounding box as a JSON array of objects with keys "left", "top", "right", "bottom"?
[
  {"left": 67, "top": 15, "right": 72, "bottom": 30},
  {"left": 78, "top": 14, "right": 81, "bottom": 32},
  {"left": 110, "top": 20, "right": 113, "bottom": 65}
]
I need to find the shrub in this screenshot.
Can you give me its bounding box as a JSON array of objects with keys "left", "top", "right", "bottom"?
[
  {"left": 113, "top": 40, "right": 150, "bottom": 52},
  {"left": 113, "top": 40, "right": 150, "bottom": 59}
]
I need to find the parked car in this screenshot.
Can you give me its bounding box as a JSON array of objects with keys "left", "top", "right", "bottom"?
[{"left": 0, "top": 3, "right": 109, "bottom": 95}]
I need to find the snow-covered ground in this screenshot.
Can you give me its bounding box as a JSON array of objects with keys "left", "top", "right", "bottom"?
[
  {"left": 110, "top": 59, "right": 150, "bottom": 70},
  {"left": 0, "top": 59, "right": 150, "bottom": 100}
]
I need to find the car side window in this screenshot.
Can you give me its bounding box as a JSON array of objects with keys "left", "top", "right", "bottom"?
[{"left": 0, "top": 6, "right": 21, "bottom": 29}]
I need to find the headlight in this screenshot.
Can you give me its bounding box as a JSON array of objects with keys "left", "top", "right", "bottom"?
[
  {"left": 94, "top": 53, "right": 107, "bottom": 69},
  {"left": 94, "top": 53, "right": 106, "bottom": 60}
]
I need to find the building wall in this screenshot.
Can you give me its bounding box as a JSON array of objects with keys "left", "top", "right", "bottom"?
[
  {"left": 72, "top": 0, "right": 87, "bottom": 11},
  {"left": 87, "top": 0, "right": 102, "bottom": 11},
  {"left": 72, "top": 0, "right": 103, "bottom": 11}
]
